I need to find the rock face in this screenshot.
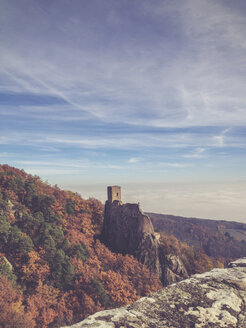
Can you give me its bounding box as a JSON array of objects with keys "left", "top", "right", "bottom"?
[
  {"left": 102, "top": 199, "right": 161, "bottom": 276},
  {"left": 160, "top": 253, "right": 189, "bottom": 286},
  {"left": 62, "top": 258, "right": 246, "bottom": 328},
  {"left": 101, "top": 186, "right": 189, "bottom": 284}
]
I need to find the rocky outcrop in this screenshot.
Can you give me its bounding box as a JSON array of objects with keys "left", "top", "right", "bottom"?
[
  {"left": 101, "top": 200, "right": 189, "bottom": 284},
  {"left": 161, "top": 253, "right": 189, "bottom": 286},
  {"left": 62, "top": 258, "right": 246, "bottom": 328},
  {"left": 0, "top": 255, "right": 13, "bottom": 271},
  {"left": 102, "top": 200, "right": 161, "bottom": 276}
]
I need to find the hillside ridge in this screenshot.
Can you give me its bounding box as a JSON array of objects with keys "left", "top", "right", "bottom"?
[{"left": 149, "top": 212, "right": 246, "bottom": 260}]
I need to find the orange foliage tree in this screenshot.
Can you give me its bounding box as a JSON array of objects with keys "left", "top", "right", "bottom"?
[{"left": 0, "top": 275, "right": 34, "bottom": 328}]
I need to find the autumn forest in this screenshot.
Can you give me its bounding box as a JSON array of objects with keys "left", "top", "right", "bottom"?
[
  {"left": 0, "top": 164, "right": 245, "bottom": 328},
  {"left": 0, "top": 165, "right": 161, "bottom": 327}
]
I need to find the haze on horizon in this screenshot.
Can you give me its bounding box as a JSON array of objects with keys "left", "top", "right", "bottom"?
[{"left": 0, "top": 0, "right": 246, "bottom": 222}]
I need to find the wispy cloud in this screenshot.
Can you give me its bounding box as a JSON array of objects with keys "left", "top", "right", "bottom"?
[
  {"left": 212, "top": 128, "right": 232, "bottom": 147},
  {"left": 9, "top": 159, "right": 127, "bottom": 176},
  {"left": 1, "top": 0, "right": 246, "bottom": 128},
  {"left": 159, "top": 162, "right": 190, "bottom": 168},
  {"left": 183, "top": 148, "right": 206, "bottom": 158},
  {"left": 0, "top": 0, "right": 246, "bottom": 220},
  {"left": 0, "top": 127, "right": 245, "bottom": 154},
  {"left": 128, "top": 157, "right": 140, "bottom": 163},
  {"left": 0, "top": 152, "right": 11, "bottom": 157}
]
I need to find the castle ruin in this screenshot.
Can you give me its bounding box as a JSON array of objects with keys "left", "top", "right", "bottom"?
[
  {"left": 102, "top": 185, "right": 161, "bottom": 277},
  {"left": 102, "top": 186, "right": 188, "bottom": 285},
  {"left": 107, "top": 185, "right": 121, "bottom": 203}
]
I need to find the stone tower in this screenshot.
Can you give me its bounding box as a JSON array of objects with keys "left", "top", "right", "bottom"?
[{"left": 107, "top": 186, "right": 121, "bottom": 203}]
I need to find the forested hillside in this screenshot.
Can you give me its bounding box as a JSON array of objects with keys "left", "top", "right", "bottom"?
[
  {"left": 1, "top": 164, "right": 244, "bottom": 328},
  {"left": 0, "top": 165, "right": 161, "bottom": 328},
  {"left": 149, "top": 212, "right": 246, "bottom": 265}
]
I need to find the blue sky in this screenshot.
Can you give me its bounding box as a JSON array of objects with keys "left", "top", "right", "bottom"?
[{"left": 0, "top": 0, "right": 246, "bottom": 221}]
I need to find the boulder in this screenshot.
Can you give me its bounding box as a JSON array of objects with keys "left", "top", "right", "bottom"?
[{"left": 161, "top": 254, "right": 189, "bottom": 285}]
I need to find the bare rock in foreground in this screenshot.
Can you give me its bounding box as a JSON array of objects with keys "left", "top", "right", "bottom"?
[{"left": 62, "top": 258, "right": 246, "bottom": 328}]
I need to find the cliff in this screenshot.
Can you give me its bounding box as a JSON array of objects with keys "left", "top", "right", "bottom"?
[
  {"left": 101, "top": 199, "right": 188, "bottom": 285},
  {"left": 62, "top": 258, "right": 246, "bottom": 328},
  {"left": 102, "top": 200, "right": 161, "bottom": 276}
]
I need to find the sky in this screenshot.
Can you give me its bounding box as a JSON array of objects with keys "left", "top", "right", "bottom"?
[{"left": 0, "top": 0, "right": 246, "bottom": 222}]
